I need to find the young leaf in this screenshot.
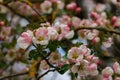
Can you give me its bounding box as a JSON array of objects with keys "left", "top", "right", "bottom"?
[{"left": 59, "top": 64, "right": 70, "bottom": 74}]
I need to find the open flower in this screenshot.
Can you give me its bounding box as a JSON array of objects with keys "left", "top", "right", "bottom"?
[
  {"left": 102, "top": 67, "right": 114, "bottom": 78},
  {"left": 67, "top": 47, "right": 83, "bottom": 63},
  {"left": 40, "top": 60, "right": 50, "bottom": 70},
  {"left": 79, "top": 44, "right": 91, "bottom": 57},
  {"left": 17, "top": 30, "right": 33, "bottom": 49},
  {"left": 49, "top": 51, "right": 61, "bottom": 64},
  {"left": 33, "top": 27, "right": 49, "bottom": 45},
  {"left": 72, "top": 17, "right": 81, "bottom": 29},
  {"left": 47, "top": 27, "right": 58, "bottom": 40},
  {"left": 71, "top": 60, "right": 90, "bottom": 76},
  {"left": 40, "top": 1, "right": 52, "bottom": 14},
  {"left": 102, "top": 37, "right": 113, "bottom": 48},
  {"left": 54, "top": 22, "right": 74, "bottom": 40}
]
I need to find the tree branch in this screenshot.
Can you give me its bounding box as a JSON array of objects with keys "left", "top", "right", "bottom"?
[
  {"left": 76, "top": 27, "right": 120, "bottom": 35},
  {"left": 0, "top": 71, "right": 29, "bottom": 80},
  {"left": 0, "top": 3, "right": 31, "bottom": 22},
  {"left": 32, "top": 43, "right": 60, "bottom": 70},
  {"left": 37, "top": 69, "right": 56, "bottom": 80}
]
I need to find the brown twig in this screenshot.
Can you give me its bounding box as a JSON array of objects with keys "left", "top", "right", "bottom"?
[
  {"left": 32, "top": 43, "right": 60, "bottom": 70},
  {"left": 0, "top": 2, "right": 31, "bottom": 22},
  {"left": 0, "top": 72, "right": 29, "bottom": 80},
  {"left": 37, "top": 69, "right": 56, "bottom": 80},
  {"left": 76, "top": 27, "right": 120, "bottom": 35}
]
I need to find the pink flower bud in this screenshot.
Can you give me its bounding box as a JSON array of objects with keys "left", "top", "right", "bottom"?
[
  {"left": 0, "top": 21, "right": 4, "bottom": 27},
  {"left": 112, "top": 16, "right": 117, "bottom": 22},
  {"left": 67, "top": 22, "right": 72, "bottom": 27},
  {"left": 115, "top": 77, "right": 120, "bottom": 80},
  {"left": 71, "top": 2, "right": 77, "bottom": 9},
  {"left": 66, "top": 2, "right": 77, "bottom": 11},
  {"left": 117, "top": 0, "right": 120, "bottom": 2},
  {"left": 66, "top": 4, "right": 74, "bottom": 10},
  {"left": 49, "top": 0, "right": 57, "bottom": 3},
  {"left": 89, "top": 63, "right": 97, "bottom": 71},
  {"left": 75, "top": 7, "right": 81, "bottom": 13}
]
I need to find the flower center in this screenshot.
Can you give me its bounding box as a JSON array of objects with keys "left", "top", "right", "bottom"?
[{"left": 72, "top": 53, "right": 78, "bottom": 59}]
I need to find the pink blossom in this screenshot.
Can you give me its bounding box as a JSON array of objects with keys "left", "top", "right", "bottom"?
[
  {"left": 17, "top": 30, "right": 33, "bottom": 49},
  {"left": 72, "top": 17, "right": 81, "bottom": 29},
  {"left": 112, "top": 16, "right": 117, "bottom": 23},
  {"left": 115, "top": 77, "right": 120, "bottom": 80},
  {"left": 40, "top": 60, "right": 50, "bottom": 70},
  {"left": 66, "top": 2, "right": 77, "bottom": 11},
  {"left": 33, "top": 27, "right": 49, "bottom": 45},
  {"left": 102, "top": 67, "right": 114, "bottom": 78},
  {"left": 49, "top": 51, "right": 61, "bottom": 64},
  {"left": 103, "top": 37, "right": 113, "bottom": 48},
  {"left": 79, "top": 44, "right": 91, "bottom": 57},
  {"left": 67, "top": 47, "right": 84, "bottom": 63},
  {"left": 113, "top": 62, "right": 120, "bottom": 74},
  {"left": 57, "top": 1, "right": 64, "bottom": 9},
  {"left": 40, "top": 1, "right": 52, "bottom": 13},
  {"left": 47, "top": 27, "right": 58, "bottom": 40},
  {"left": 75, "top": 7, "right": 81, "bottom": 13},
  {"left": 95, "top": 4, "right": 106, "bottom": 12},
  {"left": 0, "top": 21, "right": 4, "bottom": 27}
]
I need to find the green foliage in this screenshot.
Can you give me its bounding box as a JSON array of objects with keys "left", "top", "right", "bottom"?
[
  {"left": 26, "top": 23, "right": 40, "bottom": 30},
  {"left": 59, "top": 64, "right": 70, "bottom": 74},
  {"left": 29, "top": 49, "right": 39, "bottom": 60},
  {"left": 0, "top": 13, "right": 6, "bottom": 21},
  {"left": 47, "top": 40, "right": 60, "bottom": 52},
  {"left": 0, "top": 61, "right": 7, "bottom": 69}
]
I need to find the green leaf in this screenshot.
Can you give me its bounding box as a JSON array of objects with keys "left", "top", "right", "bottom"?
[
  {"left": 0, "top": 61, "right": 7, "bottom": 68},
  {"left": 0, "top": 13, "right": 6, "bottom": 21},
  {"left": 59, "top": 64, "right": 70, "bottom": 74},
  {"left": 29, "top": 49, "right": 39, "bottom": 60},
  {"left": 75, "top": 42, "right": 83, "bottom": 47},
  {"left": 47, "top": 40, "right": 60, "bottom": 52},
  {"left": 26, "top": 23, "right": 40, "bottom": 30},
  {"left": 15, "top": 24, "right": 24, "bottom": 34}
]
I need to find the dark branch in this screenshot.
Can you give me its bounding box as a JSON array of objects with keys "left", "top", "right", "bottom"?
[
  {"left": 0, "top": 72, "right": 29, "bottom": 80},
  {"left": 37, "top": 69, "right": 56, "bottom": 80},
  {"left": 0, "top": 3, "right": 31, "bottom": 22},
  {"left": 32, "top": 43, "right": 60, "bottom": 70},
  {"left": 76, "top": 27, "right": 120, "bottom": 35}
]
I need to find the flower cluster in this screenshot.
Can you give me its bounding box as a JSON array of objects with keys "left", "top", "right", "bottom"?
[
  {"left": 67, "top": 45, "right": 99, "bottom": 77},
  {"left": 17, "top": 22, "right": 74, "bottom": 49},
  {"left": 102, "top": 62, "right": 120, "bottom": 80}
]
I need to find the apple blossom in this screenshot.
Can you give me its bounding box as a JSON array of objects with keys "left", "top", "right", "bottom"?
[
  {"left": 33, "top": 27, "right": 49, "bottom": 45},
  {"left": 40, "top": 0, "right": 52, "bottom": 14},
  {"left": 67, "top": 47, "right": 84, "bottom": 63},
  {"left": 115, "top": 77, "right": 120, "bottom": 80},
  {"left": 57, "top": 1, "right": 64, "bottom": 9},
  {"left": 17, "top": 30, "right": 33, "bottom": 49},
  {"left": 113, "top": 62, "right": 120, "bottom": 74},
  {"left": 102, "top": 67, "right": 114, "bottom": 78},
  {"left": 47, "top": 27, "right": 58, "bottom": 40},
  {"left": 102, "top": 37, "right": 113, "bottom": 48},
  {"left": 49, "top": 51, "right": 61, "bottom": 64},
  {"left": 40, "top": 60, "right": 50, "bottom": 70},
  {"left": 95, "top": 4, "right": 106, "bottom": 12},
  {"left": 72, "top": 17, "right": 81, "bottom": 29}
]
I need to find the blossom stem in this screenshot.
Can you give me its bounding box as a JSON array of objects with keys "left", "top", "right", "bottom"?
[
  {"left": 76, "top": 27, "right": 120, "bottom": 35},
  {"left": 32, "top": 43, "right": 60, "bottom": 70},
  {"left": 37, "top": 69, "right": 56, "bottom": 80},
  {"left": 0, "top": 72, "right": 29, "bottom": 80},
  {"left": 0, "top": 3, "right": 32, "bottom": 22}
]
